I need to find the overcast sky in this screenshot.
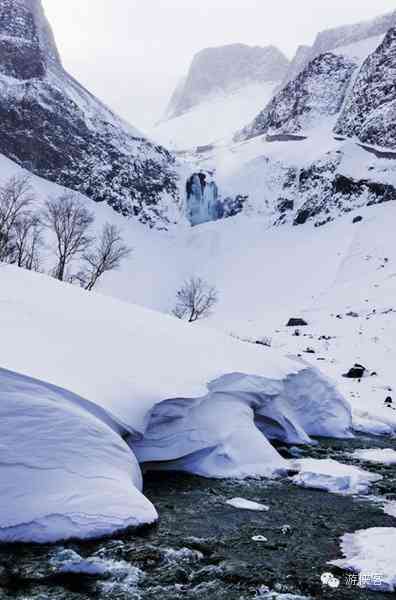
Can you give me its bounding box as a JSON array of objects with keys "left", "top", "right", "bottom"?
[{"left": 42, "top": 0, "right": 395, "bottom": 132}]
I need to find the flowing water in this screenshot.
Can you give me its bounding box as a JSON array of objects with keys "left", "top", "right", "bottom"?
[{"left": 1, "top": 436, "right": 395, "bottom": 600}]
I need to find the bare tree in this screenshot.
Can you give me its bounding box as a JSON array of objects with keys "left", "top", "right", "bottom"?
[
  {"left": 77, "top": 223, "right": 132, "bottom": 291},
  {"left": 42, "top": 193, "right": 94, "bottom": 281},
  {"left": 13, "top": 213, "right": 43, "bottom": 271},
  {"left": 173, "top": 277, "right": 218, "bottom": 322},
  {"left": 0, "top": 175, "right": 34, "bottom": 262}
]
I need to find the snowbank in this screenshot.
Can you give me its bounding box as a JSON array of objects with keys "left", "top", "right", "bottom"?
[
  {"left": 331, "top": 528, "right": 396, "bottom": 592},
  {"left": 351, "top": 448, "right": 396, "bottom": 464},
  {"left": 0, "top": 368, "right": 156, "bottom": 543},
  {"left": 290, "top": 458, "right": 381, "bottom": 495},
  {"left": 0, "top": 266, "right": 352, "bottom": 541}
]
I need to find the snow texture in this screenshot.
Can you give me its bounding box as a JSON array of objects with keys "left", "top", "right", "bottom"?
[
  {"left": 290, "top": 458, "right": 381, "bottom": 495},
  {"left": 0, "top": 368, "right": 157, "bottom": 543},
  {"left": 331, "top": 528, "right": 396, "bottom": 592}
]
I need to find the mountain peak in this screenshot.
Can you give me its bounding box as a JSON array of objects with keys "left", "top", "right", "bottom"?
[
  {"left": 165, "top": 43, "right": 289, "bottom": 120},
  {"left": 0, "top": 0, "right": 61, "bottom": 79}
]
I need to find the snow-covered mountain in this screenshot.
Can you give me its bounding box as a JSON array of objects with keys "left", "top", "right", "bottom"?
[
  {"left": 235, "top": 52, "right": 357, "bottom": 141},
  {"left": 166, "top": 44, "right": 289, "bottom": 119},
  {"left": 191, "top": 15, "right": 395, "bottom": 230},
  {"left": 281, "top": 8, "right": 396, "bottom": 86},
  {"left": 152, "top": 44, "right": 289, "bottom": 150},
  {"left": 0, "top": 0, "right": 182, "bottom": 228}
]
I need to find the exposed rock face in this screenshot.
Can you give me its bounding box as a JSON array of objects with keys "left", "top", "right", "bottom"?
[
  {"left": 166, "top": 44, "right": 289, "bottom": 119},
  {"left": 0, "top": 0, "right": 181, "bottom": 228},
  {"left": 335, "top": 27, "right": 396, "bottom": 149},
  {"left": 237, "top": 53, "right": 357, "bottom": 141}
]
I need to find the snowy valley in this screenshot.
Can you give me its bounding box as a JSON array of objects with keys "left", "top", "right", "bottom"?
[{"left": 1, "top": 1, "right": 396, "bottom": 599}]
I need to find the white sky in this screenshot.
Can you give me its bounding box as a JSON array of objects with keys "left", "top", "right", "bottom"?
[{"left": 42, "top": 0, "right": 395, "bottom": 132}]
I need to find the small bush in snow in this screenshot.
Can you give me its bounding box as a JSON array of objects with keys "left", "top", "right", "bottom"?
[{"left": 172, "top": 277, "right": 218, "bottom": 323}]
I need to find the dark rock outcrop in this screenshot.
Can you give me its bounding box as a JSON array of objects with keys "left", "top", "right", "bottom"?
[
  {"left": 286, "top": 318, "right": 308, "bottom": 327},
  {"left": 343, "top": 364, "right": 366, "bottom": 379},
  {"left": 285, "top": 151, "right": 396, "bottom": 227},
  {"left": 0, "top": 0, "right": 181, "bottom": 228},
  {"left": 335, "top": 27, "right": 396, "bottom": 149}
]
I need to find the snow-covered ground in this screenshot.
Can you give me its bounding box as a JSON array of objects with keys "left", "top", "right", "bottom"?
[
  {"left": 1, "top": 149, "right": 396, "bottom": 440},
  {"left": 331, "top": 528, "right": 396, "bottom": 592},
  {"left": 151, "top": 82, "right": 278, "bottom": 151}
]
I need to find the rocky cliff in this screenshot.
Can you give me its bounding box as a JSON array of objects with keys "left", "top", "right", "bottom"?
[
  {"left": 236, "top": 53, "right": 357, "bottom": 141},
  {"left": 0, "top": 0, "right": 181, "bottom": 228},
  {"left": 335, "top": 27, "right": 396, "bottom": 149}
]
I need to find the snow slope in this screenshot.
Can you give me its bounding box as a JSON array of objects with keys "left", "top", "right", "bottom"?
[{"left": 151, "top": 81, "right": 278, "bottom": 150}]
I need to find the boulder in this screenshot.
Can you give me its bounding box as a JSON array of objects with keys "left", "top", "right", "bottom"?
[{"left": 287, "top": 318, "right": 308, "bottom": 327}]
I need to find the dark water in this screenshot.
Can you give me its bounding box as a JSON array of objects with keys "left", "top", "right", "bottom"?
[{"left": 1, "top": 436, "right": 395, "bottom": 600}]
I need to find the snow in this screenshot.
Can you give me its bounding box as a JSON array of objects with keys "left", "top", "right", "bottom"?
[
  {"left": 225, "top": 498, "right": 269, "bottom": 511},
  {"left": 333, "top": 34, "right": 385, "bottom": 62},
  {"left": 256, "top": 588, "right": 311, "bottom": 599},
  {"left": 383, "top": 502, "right": 396, "bottom": 519},
  {"left": 330, "top": 528, "right": 396, "bottom": 592},
  {"left": 290, "top": 458, "right": 381, "bottom": 495},
  {"left": 0, "top": 264, "right": 352, "bottom": 541},
  {"left": 0, "top": 367, "right": 157, "bottom": 543},
  {"left": 351, "top": 448, "right": 396, "bottom": 464},
  {"left": 1, "top": 149, "right": 395, "bottom": 442},
  {"left": 151, "top": 82, "right": 278, "bottom": 150}
]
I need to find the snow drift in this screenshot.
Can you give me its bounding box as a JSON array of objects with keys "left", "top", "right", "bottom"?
[
  {"left": 0, "top": 265, "right": 352, "bottom": 542},
  {"left": 0, "top": 367, "right": 157, "bottom": 543}
]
